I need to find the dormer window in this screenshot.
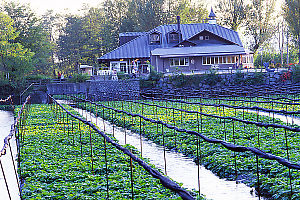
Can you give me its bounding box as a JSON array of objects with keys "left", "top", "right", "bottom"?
[
  {"left": 150, "top": 33, "right": 160, "bottom": 44},
  {"left": 205, "top": 36, "right": 210, "bottom": 40},
  {"left": 169, "top": 33, "right": 179, "bottom": 43},
  {"left": 199, "top": 36, "right": 204, "bottom": 40}
]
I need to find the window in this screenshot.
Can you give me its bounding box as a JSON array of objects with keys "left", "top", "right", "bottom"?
[
  {"left": 205, "top": 36, "right": 209, "bottom": 40},
  {"left": 202, "top": 56, "right": 240, "bottom": 65},
  {"left": 203, "top": 57, "right": 207, "bottom": 65},
  {"left": 169, "top": 33, "right": 179, "bottom": 42},
  {"left": 150, "top": 33, "right": 160, "bottom": 44},
  {"left": 215, "top": 57, "right": 219, "bottom": 64},
  {"left": 199, "top": 36, "right": 204, "bottom": 40},
  {"left": 120, "top": 63, "right": 127, "bottom": 73},
  {"left": 207, "top": 57, "right": 211, "bottom": 64},
  {"left": 170, "top": 58, "right": 189, "bottom": 66},
  {"left": 222, "top": 57, "right": 226, "bottom": 63}
]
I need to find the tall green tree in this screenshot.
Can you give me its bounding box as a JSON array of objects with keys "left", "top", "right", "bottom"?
[
  {"left": 57, "top": 15, "right": 85, "bottom": 73},
  {"left": 164, "top": 0, "right": 207, "bottom": 24},
  {"left": 245, "top": 0, "right": 276, "bottom": 53},
  {"left": 215, "top": 0, "right": 247, "bottom": 31},
  {"left": 284, "top": 0, "right": 300, "bottom": 63},
  {"left": 0, "top": 12, "right": 34, "bottom": 81},
  {"left": 3, "top": 1, "right": 55, "bottom": 74}
]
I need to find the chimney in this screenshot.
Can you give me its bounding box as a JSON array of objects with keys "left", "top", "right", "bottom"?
[{"left": 177, "top": 16, "right": 181, "bottom": 32}]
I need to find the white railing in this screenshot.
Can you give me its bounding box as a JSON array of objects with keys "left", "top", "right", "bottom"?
[{"left": 97, "top": 70, "right": 112, "bottom": 76}]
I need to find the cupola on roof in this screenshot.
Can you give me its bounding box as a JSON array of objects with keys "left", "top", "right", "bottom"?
[{"left": 209, "top": 7, "right": 216, "bottom": 18}]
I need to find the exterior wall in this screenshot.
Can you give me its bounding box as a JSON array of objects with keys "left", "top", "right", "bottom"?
[
  {"left": 151, "top": 55, "right": 242, "bottom": 73},
  {"left": 47, "top": 83, "right": 88, "bottom": 95},
  {"left": 189, "top": 31, "right": 233, "bottom": 46}
]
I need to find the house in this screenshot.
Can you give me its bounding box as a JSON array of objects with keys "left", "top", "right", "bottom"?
[
  {"left": 98, "top": 8, "right": 253, "bottom": 74},
  {"left": 80, "top": 65, "right": 94, "bottom": 76}
]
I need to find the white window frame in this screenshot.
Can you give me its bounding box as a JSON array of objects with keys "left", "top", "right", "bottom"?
[
  {"left": 202, "top": 56, "right": 239, "bottom": 65},
  {"left": 169, "top": 33, "right": 179, "bottom": 42},
  {"left": 170, "top": 57, "right": 189, "bottom": 67},
  {"left": 150, "top": 33, "right": 160, "bottom": 44},
  {"left": 110, "top": 61, "right": 128, "bottom": 73}
]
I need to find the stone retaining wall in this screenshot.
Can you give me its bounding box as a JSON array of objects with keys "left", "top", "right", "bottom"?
[{"left": 46, "top": 80, "right": 140, "bottom": 100}]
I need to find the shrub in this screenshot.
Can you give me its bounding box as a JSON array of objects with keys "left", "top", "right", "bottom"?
[
  {"left": 25, "top": 74, "right": 52, "bottom": 80},
  {"left": 117, "top": 71, "right": 131, "bottom": 80},
  {"left": 291, "top": 64, "right": 300, "bottom": 83},
  {"left": 246, "top": 72, "right": 265, "bottom": 85},
  {"left": 170, "top": 73, "right": 186, "bottom": 87},
  {"left": 140, "top": 66, "right": 163, "bottom": 88},
  {"left": 68, "top": 73, "right": 90, "bottom": 83},
  {"left": 233, "top": 70, "right": 244, "bottom": 85},
  {"left": 204, "top": 69, "right": 221, "bottom": 86}
]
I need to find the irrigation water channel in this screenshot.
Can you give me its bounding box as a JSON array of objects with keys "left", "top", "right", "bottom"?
[
  {"left": 73, "top": 105, "right": 266, "bottom": 200},
  {"left": 0, "top": 110, "right": 19, "bottom": 200}
]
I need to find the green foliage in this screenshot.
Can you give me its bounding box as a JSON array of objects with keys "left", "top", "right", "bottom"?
[
  {"left": 170, "top": 73, "right": 187, "bottom": 87},
  {"left": 283, "top": 0, "right": 300, "bottom": 62},
  {"left": 291, "top": 64, "right": 300, "bottom": 82},
  {"left": 254, "top": 51, "right": 299, "bottom": 67},
  {"left": 0, "top": 12, "right": 34, "bottom": 82},
  {"left": 233, "top": 70, "right": 244, "bottom": 85},
  {"left": 117, "top": 71, "right": 131, "bottom": 80},
  {"left": 25, "top": 74, "right": 52, "bottom": 80},
  {"left": 246, "top": 72, "right": 265, "bottom": 85},
  {"left": 17, "top": 104, "right": 182, "bottom": 199},
  {"left": 233, "top": 70, "right": 265, "bottom": 85},
  {"left": 203, "top": 69, "right": 221, "bottom": 86},
  {"left": 77, "top": 97, "right": 300, "bottom": 200},
  {"left": 140, "top": 65, "right": 163, "bottom": 88},
  {"left": 215, "top": 0, "right": 247, "bottom": 31},
  {"left": 245, "top": 0, "right": 276, "bottom": 53},
  {"left": 68, "top": 73, "right": 90, "bottom": 83},
  {"left": 3, "top": 1, "right": 55, "bottom": 74}
]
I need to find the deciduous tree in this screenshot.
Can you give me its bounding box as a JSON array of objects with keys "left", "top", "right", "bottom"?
[
  {"left": 245, "top": 0, "right": 276, "bottom": 53},
  {"left": 215, "top": 0, "right": 247, "bottom": 31},
  {"left": 0, "top": 12, "right": 34, "bottom": 81},
  {"left": 284, "top": 0, "right": 300, "bottom": 63}
]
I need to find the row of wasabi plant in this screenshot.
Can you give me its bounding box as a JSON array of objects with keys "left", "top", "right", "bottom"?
[
  {"left": 17, "top": 103, "right": 203, "bottom": 199},
  {"left": 71, "top": 95, "right": 299, "bottom": 200}
]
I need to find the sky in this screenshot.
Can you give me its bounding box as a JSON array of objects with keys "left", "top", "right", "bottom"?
[{"left": 19, "top": 0, "right": 104, "bottom": 15}]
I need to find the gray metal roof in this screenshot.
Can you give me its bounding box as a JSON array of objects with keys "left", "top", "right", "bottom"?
[
  {"left": 151, "top": 45, "right": 246, "bottom": 58},
  {"left": 99, "top": 23, "right": 244, "bottom": 60}
]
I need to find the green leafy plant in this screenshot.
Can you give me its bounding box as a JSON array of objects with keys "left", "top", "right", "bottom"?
[
  {"left": 17, "top": 104, "right": 186, "bottom": 199},
  {"left": 25, "top": 74, "right": 52, "bottom": 80},
  {"left": 73, "top": 96, "right": 300, "bottom": 200},
  {"left": 204, "top": 69, "right": 221, "bottom": 86},
  {"left": 291, "top": 64, "right": 300, "bottom": 83},
  {"left": 140, "top": 65, "right": 163, "bottom": 88},
  {"left": 233, "top": 70, "right": 244, "bottom": 85},
  {"left": 68, "top": 73, "right": 90, "bottom": 83},
  {"left": 117, "top": 71, "right": 131, "bottom": 80}
]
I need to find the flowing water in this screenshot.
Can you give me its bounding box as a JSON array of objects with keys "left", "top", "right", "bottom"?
[
  {"left": 0, "top": 110, "right": 19, "bottom": 200},
  {"left": 74, "top": 107, "right": 262, "bottom": 200}
]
